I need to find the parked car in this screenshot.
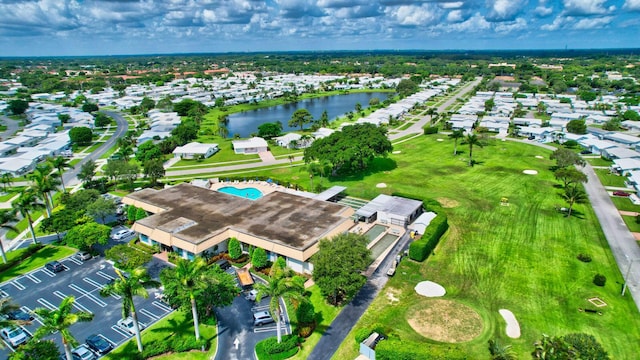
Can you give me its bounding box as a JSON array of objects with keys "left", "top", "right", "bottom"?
[
  {"left": 245, "top": 289, "right": 258, "bottom": 301},
  {"left": 580, "top": 149, "right": 592, "bottom": 155},
  {"left": 613, "top": 191, "right": 632, "bottom": 197},
  {"left": 71, "top": 344, "right": 96, "bottom": 360},
  {"left": 7, "top": 309, "right": 33, "bottom": 321},
  {"left": 0, "top": 326, "right": 28, "bottom": 347},
  {"left": 117, "top": 317, "right": 145, "bottom": 335},
  {"left": 111, "top": 229, "right": 134, "bottom": 240},
  {"left": 76, "top": 251, "right": 92, "bottom": 261},
  {"left": 45, "top": 261, "right": 64, "bottom": 273},
  {"left": 86, "top": 334, "right": 113, "bottom": 354},
  {"left": 253, "top": 311, "right": 275, "bottom": 326}
]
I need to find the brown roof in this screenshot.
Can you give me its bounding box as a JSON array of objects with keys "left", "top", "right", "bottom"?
[{"left": 126, "top": 183, "right": 351, "bottom": 251}]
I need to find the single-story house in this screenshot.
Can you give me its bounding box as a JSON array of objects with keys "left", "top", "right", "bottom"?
[
  {"left": 312, "top": 128, "right": 335, "bottom": 139},
  {"left": 517, "top": 126, "right": 554, "bottom": 142},
  {"left": 578, "top": 138, "right": 618, "bottom": 156},
  {"left": 232, "top": 137, "right": 268, "bottom": 154},
  {"left": 0, "top": 158, "right": 35, "bottom": 176},
  {"left": 601, "top": 147, "right": 640, "bottom": 160},
  {"left": 123, "top": 183, "right": 355, "bottom": 274},
  {"left": 621, "top": 121, "right": 640, "bottom": 132},
  {"left": 611, "top": 158, "right": 640, "bottom": 175},
  {"left": 275, "top": 133, "right": 303, "bottom": 149},
  {"left": 603, "top": 132, "right": 640, "bottom": 148},
  {"left": 172, "top": 142, "right": 219, "bottom": 159},
  {"left": 355, "top": 194, "right": 423, "bottom": 226}
]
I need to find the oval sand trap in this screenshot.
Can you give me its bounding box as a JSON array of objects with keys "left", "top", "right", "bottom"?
[
  {"left": 376, "top": 183, "right": 387, "bottom": 188},
  {"left": 415, "top": 281, "right": 446, "bottom": 297},
  {"left": 436, "top": 139, "right": 444, "bottom": 142},
  {"left": 499, "top": 309, "right": 521, "bottom": 338},
  {"left": 392, "top": 150, "right": 401, "bottom": 154},
  {"left": 535, "top": 155, "right": 544, "bottom": 159},
  {"left": 407, "top": 299, "right": 483, "bottom": 343},
  {"left": 523, "top": 170, "right": 538, "bottom": 175}
]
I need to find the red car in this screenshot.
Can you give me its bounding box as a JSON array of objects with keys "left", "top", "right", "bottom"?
[{"left": 613, "top": 191, "right": 632, "bottom": 197}]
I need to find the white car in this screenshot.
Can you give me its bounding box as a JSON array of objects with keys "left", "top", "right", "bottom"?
[
  {"left": 71, "top": 344, "right": 96, "bottom": 360},
  {"left": 111, "top": 229, "right": 134, "bottom": 240},
  {"left": 117, "top": 317, "right": 145, "bottom": 335},
  {"left": 0, "top": 326, "right": 28, "bottom": 347}
]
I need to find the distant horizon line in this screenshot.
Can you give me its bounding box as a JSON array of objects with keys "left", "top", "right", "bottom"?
[{"left": 2, "top": 47, "right": 640, "bottom": 59}]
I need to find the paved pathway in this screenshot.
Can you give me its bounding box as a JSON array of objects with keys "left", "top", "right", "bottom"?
[{"left": 0, "top": 115, "right": 20, "bottom": 140}]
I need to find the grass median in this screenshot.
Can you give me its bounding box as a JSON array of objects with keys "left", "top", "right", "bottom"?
[{"left": 0, "top": 245, "right": 76, "bottom": 283}]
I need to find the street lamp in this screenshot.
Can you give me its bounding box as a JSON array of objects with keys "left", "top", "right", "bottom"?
[{"left": 622, "top": 255, "right": 640, "bottom": 296}]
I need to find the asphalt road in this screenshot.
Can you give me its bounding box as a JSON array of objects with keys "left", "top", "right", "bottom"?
[
  {"left": 63, "top": 110, "right": 128, "bottom": 187},
  {"left": 0, "top": 256, "right": 170, "bottom": 359},
  {"left": 0, "top": 115, "right": 20, "bottom": 141},
  {"left": 214, "top": 271, "right": 290, "bottom": 360}
]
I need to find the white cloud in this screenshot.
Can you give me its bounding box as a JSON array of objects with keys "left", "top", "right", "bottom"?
[
  {"left": 441, "top": 12, "right": 491, "bottom": 32},
  {"left": 624, "top": 0, "right": 640, "bottom": 10},
  {"left": 573, "top": 15, "right": 612, "bottom": 28},
  {"left": 535, "top": 6, "right": 553, "bottom": 16},
  {"left": 562, "top": 0, "right": 610, "bottom": 15},
  {"left": 541, "top": 15, "right": 568, "bottom": 30},
  {"left": 447, "top": 9, "right": 464, "bottom": 22},
  {"left": 495, "top": 17, "right": 527, "bottom": 32},
  {"left": 486, "top": 0, "right": 527, "bottom": 21},
  {"left": 386, "top": 4, "right": 442, "bottom": 26}
]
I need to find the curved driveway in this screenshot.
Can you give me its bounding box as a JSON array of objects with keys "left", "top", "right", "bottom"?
[{"left": 0, "top": 115, "right": 20, "bottom": 140}]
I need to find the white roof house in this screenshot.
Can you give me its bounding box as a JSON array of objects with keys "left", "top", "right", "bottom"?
[
  {"left": 612, "top": 158, "right": 640, "bottom": 174},
  {"left": 312, "top": 128, "right": 335, "bottom": 139},
  {"left": 603, "top": 132, "right": 640, "bottom": 147},
  {"left": 0, "top": 158, "right": 35, "bottom": 176},
  {"left": 602, "top": 147, "right": 640, "bottom": 160},
  {"left": 232, "top": 137, "right": 268, "bottom": 154},
  {"left": 275, "top": 133, "right": 303, "bottom": 149},
  {"left": 579, "top": 138, "right": 618, "bottom": 155},
  {"left": 621, "top": 121, "right": 640, "bottom": 132},
  {"left": 172, "top": 142, "right": 219, "bottom": 159}
]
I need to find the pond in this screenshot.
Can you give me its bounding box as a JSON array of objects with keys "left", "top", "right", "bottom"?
[{"left": 225, "top": 92, "right": 392, "bottom": 138}]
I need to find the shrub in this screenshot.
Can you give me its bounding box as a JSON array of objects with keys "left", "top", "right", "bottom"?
[
  {"left": 105, "top": 244, "right": 152, "bottom": 270},
  {"left": 577, "top": 253, "right": 592, "bottom": 263},
  {"left": 423, "top": 125, "right": 439, "bottom": 135},
  {"left": 409, "top": 213, "right": 448, "bottom": 262},
  {"left": 295, "top": 300, "right": 316, "bottom": 324},
  {"left": 171, "top": 336, "right": 207, "bottom": 352},
  {"left": 593, "top": 274, "right": 606, "bottom": 287},
  {"left": 355, "top": 328, "right": 373, "bottom": 344},
  {"left": 252, "top": 247, "right": 269, "bottom": 269},
  {"left": 255, "top": 335, "right": 300, "bottom": 359},
  {"left": 228, "top": 237, "right": 242, "bottom": 259},
  {"left": 297, "top": 323, "right": 315, "bottom": 338},
  {"left": 141, "top": 340, "right": 170, "bottom": 358},
  {"left": 0, "top": 244, "right": 44, "bottom": 273}
]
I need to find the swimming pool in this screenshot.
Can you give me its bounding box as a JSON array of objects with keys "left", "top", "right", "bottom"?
[
  {"left": 364, "top": 224, "right": 388, "bottom": 243},
  {"left": 218, "top": 186, "right": 263, "bottom": 200}
]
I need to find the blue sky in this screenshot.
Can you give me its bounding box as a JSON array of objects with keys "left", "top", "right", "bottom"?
[{"left": 1, "top": 0, "right": 639, "bottom": 56}]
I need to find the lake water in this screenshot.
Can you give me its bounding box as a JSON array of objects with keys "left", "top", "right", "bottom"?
[{"left": 226, "top": 92, "right": 391, "bottom": 138}]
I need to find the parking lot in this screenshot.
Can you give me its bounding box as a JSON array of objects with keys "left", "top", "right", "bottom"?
[{"left": 0, "top": 254, "right": 171, "bottom": 358}]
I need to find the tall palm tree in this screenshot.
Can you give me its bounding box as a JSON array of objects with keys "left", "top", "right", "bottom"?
[
  {"left": 0, "top": 173, "right": 12, "bottom": 191},
  {"left": 100, "top": 268, "right": 160, "bottom": 352},
  {"left": 462, "top": 133, "right": 483, "bottom": 167},
  {"left": 254, "top": 273, "right": 304, "bottom": 343},
  {"left": 12, "top": 189, "right": 45, "bottom": 244},
  {"left": 0, "top": 209, "right": 19, "bottom": 264},
  {"left": 160, "top": 257, "right": 208, "bottom": 340},
  {"left": 33, "top": 296, "right": 94, "bottom": 360},
  {"left": 48, "top": 156, "right": 73, "bottom": 193},
  {"left": 29, "top": 163, "right": 61, "bottom": 217},
  {"left": 448, "top": 129, "right": 465, "bottom": 155}
]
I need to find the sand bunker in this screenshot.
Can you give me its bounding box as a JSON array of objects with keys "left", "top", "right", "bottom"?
[
  {"left": 499, "top": 309, "right": 521, "bottom": 338},
  {"left": 392, "top": 151, "right": 402, "bottom": 154},
  {"left": 415, "top": 281, "right": 446, "bottom": 297},
  {"left": 406, "top": 299, "right": 483, "bottom": 343},
  {"left": 523, "top": 170, "right": 538, "bottom": 175},
  {"left": 376, "top": 183, "right": 387, "bottom": 188},
  {"left": 437, "top": 197, "right": 459, "bottom": 208},
  {"left": 436, "top": 139, "right": 444, "bottom": 142},
  {"left": 535, "top": 155, "right": 544, "bottom": 159}
]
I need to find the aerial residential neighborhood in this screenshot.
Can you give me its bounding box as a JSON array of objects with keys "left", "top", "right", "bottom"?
[{"left": 1, "top": 3, "right": 640, "bottom": 360}]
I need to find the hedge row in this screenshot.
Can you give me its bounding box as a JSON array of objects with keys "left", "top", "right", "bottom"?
[
  {"left": 376, "top": 339, "right": 468, "bottom": 360},
  {"left": 255, "top": 335, "right": 300, "bottom": 360},
  {"left": 0, "top": 244, "right": 44, "bottom": 273},
  {"left": 408, "top": 213, "right": 448, "bottom": 262},
  {"left": 141, "top": 335, "right": 208, "bottom": 358}
]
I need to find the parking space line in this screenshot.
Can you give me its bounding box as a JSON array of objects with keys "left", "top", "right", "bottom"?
[
  {"left": 253, "top": 325, "right": 278, "bottom": 333},
  {"left": 1, "top": 339, "right": 15, "bottom": 352},
  {"left": 110, "top": 325, "right": 131, "bottom": 338},
  {"left": 152, "top": 301, "right": 172, "bottom": 313},
  {"left": 67, "top": 257, "right": 83, "bottom": 266},
  {"left": 53, "top": 291, "right": 93, "bottom": 314},
  {"left": 20, "top": 306, "right": 43, "bottom": 326},
  {"left": 25, "top": 273, "right": 41, "bottom": 284},
  {"left": 10, "top": 280, "right": 25, "bottom": 290},
  {"left": 37, "top": 298, "right": 57, "bottom": 310},
  {"left": 41, "top": 268, "right": 56, "bottom": 277},
  {"left": 83, "top": 277, "right": 122, "bottom": 300},
  {"left": 140, "top": 309, "right": 159, "bottom": 321},
  {"left": 251, "top": 305, "right": 269, "bottom": 312},
  {"left": 68, "top": 284, "right": 107, "bottom": 307},
  {"left": 97, "top": 271, "right": 114, "bottom": 281},
  {"left": 0, "top": 289, "right": 9, "bottom": 297}
]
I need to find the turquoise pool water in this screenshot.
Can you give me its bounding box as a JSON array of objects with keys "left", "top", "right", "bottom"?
[{"left": 218, "top": 186, "right": 263, "bottom": 200}]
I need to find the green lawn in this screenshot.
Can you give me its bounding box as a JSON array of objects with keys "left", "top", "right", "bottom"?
[
  {"left": 610, "top": 196, "right": 640, "bottom": 212},
  {"left": 594, "top": 168, "right": 628, "bottom": 187},
  {"left": 104, "top": 311, "right": 217, "bottom": 360},
  {"left": 585, "top": 157, "right": 613, "bottom": 167},
  {"left": 0, "top": 245, "right": 76, "bottom": 283},
  {"left": 230, "top": 135, "right": 640, "bottom": 359},
  {"left": 171, "top": 139, "right": 259, "bottom": 168},
  {"left": 622, "top": 215, "right": 640, "bottom": 233}
]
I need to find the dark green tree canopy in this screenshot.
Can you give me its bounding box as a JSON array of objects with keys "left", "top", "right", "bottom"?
[
  {"left": 81, "top": 103, "right": 99, "bottom": 113},
  {"left": 8, "top": 99, "right": 29, "bottom": 115},
  {"left": 94, "top": 112, "right": 112, "bottom": 127},
  {"left": 566, "top": 119, "right": 587, "bottom": 134},
  {"left": 257, "top": 122, "right": 282, "bottom": 139},
  {"left": 550, "top": 148, "right": 586, "bottom": 168},
  {"left": 135, "top": 141, "right": 162, "bottom": 162},
  {"left": 312, "top": 232, "right": 371, "bottom": 305},
  {"left": 304, "top": 123, "right": 392, "bottom": 175},
  {"left": 623, "top": 109, "right": 640, "bottom": 121},
  {"left": 288, "top": 108, "right": 313, "bottom": 131},
  {"left": 69, "top": 127, "right": 93, "bottom": 146},
  {"left": 171, "top": 120, "right": 199, "bottom": 145},
  {"left": 173, "top": 99, "right": 207, "bottom": 117},
  {"left": 63, "top": 221, "right": 110, "bottom": 251},
  {"left": 396, "top": 79, "right": 418, "bottom": 97}
]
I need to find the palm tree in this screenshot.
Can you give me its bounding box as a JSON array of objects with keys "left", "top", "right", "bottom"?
[
  {"left": 254, "top": 272, "right": 305, "bottom": 343},
  {"left": 100, "top": 268, "right": 160, "bottom": 352},
  {"left": 448, "top": 129, "right": 464, "bottom": 155},
  {"left": 563, "top": 185, "right": 587, "bottom": 217},
  {"left": 12, "top": 189, "right": 45, "bottom": 244},
  {"left": 33, "top": 296, "right": 94, "bottom": 360},
  {"left": 160, "top": 257, "right": 208, "bottom": 340},
  {"left": 488, "top": 339, "right": 517, "bottom": 360},
  {"left": 462, "top": 133, "right": 483, "bottom": 166},
  {"left": 48, "top": 156, "right": 73, "bottom": 193},
  {"left": 0, "top": 173, "right": 12, "bottom": 191},
  {"left": 218, "top": 124, "right": 229, "bottom": 139},
  {"left": 0, "top": 209, "right": 18, "bottom": 264},
  {"left": 29, "top": 163, "right": 61, "bottom": 217}
]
